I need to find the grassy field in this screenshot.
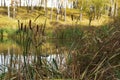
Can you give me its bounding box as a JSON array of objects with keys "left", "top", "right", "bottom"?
[{"left": 0, "top": 7, "right": 112, "bottom": 29}]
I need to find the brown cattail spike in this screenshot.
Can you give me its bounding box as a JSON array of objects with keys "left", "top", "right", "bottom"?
[
  {"left": 18, "top": 20, "right": 20, "bottom": 30},
  {"left": 24, "top": 25, "right": 26, "bottom": 32},
  {"left": 21, "top": 23, "right": 23, "bottom": 31},
  {"left": 37, "top": 25, "right": 39, "bottom": 32},
  {"left": 40, "top": 25, "right": 43, "bottom": 33},
  {"left": 29, "top": 20, "right": 32, "bottom": 30}
]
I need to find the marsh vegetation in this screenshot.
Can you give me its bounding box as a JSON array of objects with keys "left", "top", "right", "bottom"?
[{"left": 0, "top": 0, "right": 120, "bottom": 80}]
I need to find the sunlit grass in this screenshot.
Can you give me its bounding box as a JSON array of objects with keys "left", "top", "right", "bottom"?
[
  {"left": 0, "top": 7, "right": 113, "bottom": 30},
  {"left": 0, "top": 15, "right": 17, "bottom": 29}
]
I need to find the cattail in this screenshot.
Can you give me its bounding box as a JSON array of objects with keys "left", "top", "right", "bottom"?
[
  {"left": 71, "top": 14, "right": 74, "bottom": 21},
  {"left": 42, "top": 25, "right": 45, "bottom": 36},
  {"left": 18, "top": 20, "right": 20, "bottom": 30},
  {"left": 29, "top": 20, "right": 32, "bottom": 30},
  {"left": 42, "top": 19, "right": 47, "bottom": 35},
  {"left": 40, "top": 25, "right": 43, "bottom": 33},
  {"left": 37, "top": 25, "right": 39, "bottom": 32},
  {"left": 21, "top": 23, "right": 23, "bottom": 31},
  {"left": 24, "top": 25, "right": 26, "bottom": 32}
]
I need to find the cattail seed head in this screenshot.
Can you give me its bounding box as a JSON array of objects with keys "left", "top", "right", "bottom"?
[
  {"left": 37, "top": 25, "right": 39, "bottom": 32},
  {"left": 24, "top": 25, "right": 26, "bottom": 32},
  {"left": 21, "top": 23, "right": 23, "bottom": 31},
  {"left": 29, "top": 20, "right": 32, "bottom": 30}
]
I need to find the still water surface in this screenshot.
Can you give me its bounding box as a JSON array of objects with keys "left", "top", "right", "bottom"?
[{"left": 0, "top": 37, "right": 73, "bottom": 74}]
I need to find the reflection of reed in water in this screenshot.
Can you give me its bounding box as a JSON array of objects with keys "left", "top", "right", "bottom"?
[
  {"left": 0, "top": 45, "right": 68, "bottom": 80},
  {"left": 0, "top": 29, "right": 3, "bottom": 41}
]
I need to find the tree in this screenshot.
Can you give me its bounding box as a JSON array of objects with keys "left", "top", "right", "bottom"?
[
  {"left": 56, "top": 0, "right": 60, "bottom": 21},
  {"left": 77, "top": 0, "right": 84, "bottom": 21},
  {"left": 50, "top": 0, "right": 53, "bottom": 20},
  {"left": 38, "top": 0, "right": 42, "bottom": 10},
  {"left": 31, "top": 0, "right": 34, "bottom": 11},
  {"left": 11, "top": 0, "right": 18, "bottom": 18},
  {"left": 45, "top": 0, "right": 47, "bottom": 16},
  {"left": 64, "top": 0, "right": 67, "bottom": 21},
  {"left": 1, "top": 0, "right": 2, "bottom": 6},
  {"left": 62, "top": 0, "right": 67, "bottom": 21},
  {"left": 109, "top": 0, "right": 118, "bottom": 17},
  {"left": 19, "top": 0, "right": 21, "bottom": 7},
  {"left": 4, "top": 0, "right": 6, "bottom": 6},
  {"left": 25, "top": 0, "right": 29, "bottom": 13},
  {"left": 7, "top": 0, "right": 10, "bottom": 17}
]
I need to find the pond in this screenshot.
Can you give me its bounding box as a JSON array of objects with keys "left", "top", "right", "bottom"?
[{"left": 0, "top": 36, "right": 73, "bottom": 76}]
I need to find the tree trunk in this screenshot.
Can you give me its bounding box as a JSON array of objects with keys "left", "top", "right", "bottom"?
[
  {"left": 31, "top": 0, "right": 34, "bottom": 12},
  {"left": 114, "top": 2, "right": 118, "bottom": 17},
  {"left": 56, "top": 1, "right": 60, "bottom": 21},
  {"left": 64, "top": 8, "right": 66, "bottom": 21},
  {"left": 13, "top": 1, "right": 16, "bottom": 18},
  {"left": 38, "top": 0, "right": 42, "bottom": 10},
  {"left": 45, "top": 0, "right": 47, "bottom": 16},
  {"left": 8, "top": 5, "right": 10, "bottom": 17},
  {"left": 64, "top": 1, "right": 66, "bottom": 21},
  {"left": 19, "top": 0, "right": 21, "bottom": 7},
  {"left": 109, "top": 0, "right": 115, "bottom": 17},
  {"left": 115, "top": 2, "right": 118, "bottom": 16},
  {"left": 1, "top": 0, "right": 2, "bottom": 6},
  {"left": 80, "top": 6, "right": 83, "bottom": 21},
  {"left": 26, "top": 0, "right": 29, "bottom": 13},
  {"left": 4, "top": 0, "right": 6, "bottom": 7},
  {"left": 50, "top": 0, "right": 53, "bottom": 21}
]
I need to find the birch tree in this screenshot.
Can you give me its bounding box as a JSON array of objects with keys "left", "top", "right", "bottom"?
[
  {"left": 31, "top": 0, "right": 34, "bottom": 11},
  {"left": 63, "top": 0, "right": 67, "bottom": 21},
  {"left": 50, "top": 0, "right": 53, "bottom": 20},
  {"left": 4, "top": 0, "right": 6, "bottom": 6},
  {"left": 11, "top": 0, "right": 18, "bottom": 18},
  {"left": 45, "top": 0, "right": 47, "bottom": 16},
  {"left": 1, "top": 0, "right": 2, "bottom": 6},
  {"left": 56, "top": 0, "right": 60, "bottom": 21},
  {"left": 19, "top": 0, "right": 21, "bottom": 7},
  {"left": 7, "top": 0, "right": 10, "bottom": 17}
]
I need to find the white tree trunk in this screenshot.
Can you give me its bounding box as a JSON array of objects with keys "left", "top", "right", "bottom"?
[
  {"left": 45, "top": 0, "right": 47, "bottom": 16},
  {"left": 44, "top": 0, "right": 45, "bottom": 11},
  {"left": 115, "top": 2, "right": 118, "bottom": 16},
  {"left": 56, "top": 1, "right": 60, "bottom": 21},
  {"left": 64, "top": 0, "right": 66, "bottom": 21},
  {"left": 80, "top": 6, "right": 83, "bottom": 21},
  {"left": 50, "top": 0, "right": 53, "bottom": 21},
  {"left": 8, "top": 5, "right": 10, "bottom": 17},
  {"left": 1, "top": 0, "right": 2, "bottom": 6},
  {"left": 19, "top": 0, "right": 21, "bottom": 7},
  {"left": 31, "top": 0, "right": 34, "bottom": 11},
  {"left": 13, "top": 2, "right": 16, "bottom": 18},
  {"left": 4, "top": 0, "right": 6, "bottom": 6}
]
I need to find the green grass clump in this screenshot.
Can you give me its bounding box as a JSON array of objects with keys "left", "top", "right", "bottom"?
[{"left": 53, "top": 26, "right": 84, "bottom": 39}]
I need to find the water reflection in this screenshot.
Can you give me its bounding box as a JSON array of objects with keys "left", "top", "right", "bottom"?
[{"left": 0, "top": 38, "right": 69, "bottom": 75}]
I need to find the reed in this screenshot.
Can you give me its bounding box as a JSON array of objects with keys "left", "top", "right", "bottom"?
[{"left": 0, "top": 29, "right": 3, "bottom": 41}]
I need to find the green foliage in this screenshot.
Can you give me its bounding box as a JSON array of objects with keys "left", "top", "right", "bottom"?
[{"left": 53, "top": 26, "right": 83, "bottom": 39}]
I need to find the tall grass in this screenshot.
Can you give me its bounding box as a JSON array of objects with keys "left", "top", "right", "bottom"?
[
  {"left": 51, "top": 24, "right": 120, "bottom": 79},
  {"left": 53, "top": 26, "right": 84, "bottom": 39}
]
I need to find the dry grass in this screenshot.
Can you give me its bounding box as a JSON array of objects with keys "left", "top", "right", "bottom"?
[
  {"left": 0, "top": 7, "right": 112, "bottom": 30},
  {"left": 0, "top": 15, "right": 17, "bottom": 29}
]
